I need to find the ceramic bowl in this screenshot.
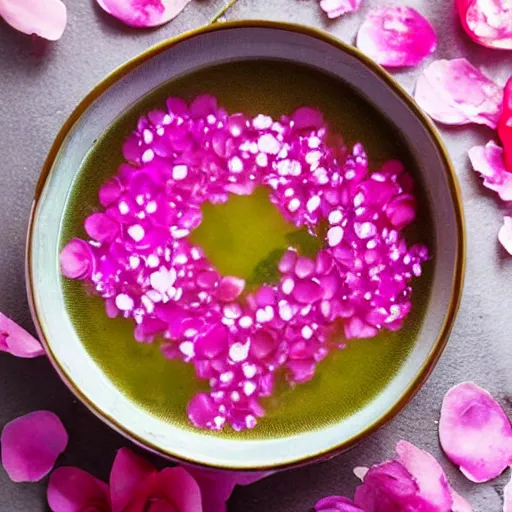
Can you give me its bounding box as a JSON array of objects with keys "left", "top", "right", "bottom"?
[{"left": 26, "top": 21, "right": 465, "bottom": 471}]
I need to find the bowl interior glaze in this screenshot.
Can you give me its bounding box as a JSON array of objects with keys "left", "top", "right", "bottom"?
[{"left": 27, "top": 22, "right": 464, "bottom": 470}]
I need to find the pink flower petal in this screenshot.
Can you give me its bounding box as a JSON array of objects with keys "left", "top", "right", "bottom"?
[
  {"left": 498, "top": 77, "right": 512, "bottom": 171},
  {"left": 0, "top": 312, "right": 44, "bottom": 358},
  {"left": 456, "top": 0, "right": 512, "bottom": 50},
  {"left": 60, "top": 239, "right": 95, "bottom": 280},
  {"left": 215, "top": 276, "right": 245, "bottom": 302},
  {"left": 356, "top": 7, "right": 437, "bottom": 67},
  {"left": 96, "top": 0, "right": 192, "bottom": 28},
  {"left": 1, "top": 411, "right": 68, "bottom": 482},
  {"left": 451, "top": 489, "right": 473, "bottom": 512},
  {"left": 414, "top": 58, "right": 504, "bottom": 128},
  {"left": 316, "top": 496, "right": 365, "bottom": 511},
  {"left": 440, "top": 382, "right": 512, "bottom": 482},
  {"left": 319, "top": 0, "right": 362, "bottom": 19},
  {"left": 48, "top": 467, "right": 110, "bottom": 512},
  {"left": 85, "top": 213, "right": 119, "bottom": 243},
  {"left": 395, "top": 440, "right": 453, "bottom": 510},
  {"left": 469, "top": 141, "right": 512, "bottom": 201},
  {"left": 186, "top": 467, "right": 236, "bottom": 512},
  {"left": 499, "top": 217, "right": 512, "bottom": 256},
  {"left": 505, "top": 471, "right": 512, "bottom": 512},
  {"left": 110, "top": 448, "right": 155, "bottom": 512},
  {"left": 0, "top": 0, "right": 66, "bottom": 40}
]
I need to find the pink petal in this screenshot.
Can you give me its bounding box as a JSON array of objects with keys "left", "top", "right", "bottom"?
[
  {"left": 0, "top": 312, "right": 44, "bottom": 358},
  {"left": 153, "top": 467, "right": 203, "bottom": 512},
  {"left": 469, "top": 141, "right": 512, "bottom": 201},
  {"left": 344, "top": 316, "right": 378, "bottom": 339},
  {"left": 356, "top": 7, "right": 438, "bottom": 67},
  {"left": 110, "top": 448, "right": 155, "bottom": 512},
  {"left": 499, "top": 217, "right": 512, "bottom": 256},
  {"left": 451, "top": 489, "right": 473, "bottom": 512},
  {"left": 0, "top": 0, "right": 66, "bottom": 40},
  {"left": 505, "top": 471, "right": 512, "bottom": 512},
  {"left": 316, "top": 495, "right": 365, "bottom": 511},
  {"left": 60, "top": 239, "right": 95, "bottom": 280},
  {"left": 439, "top": 382, "right": 512, "bottom": 482},
  {"left": 186, "top": 467, "right": 236, "bottom": 512},
  {"left": 319, "top": 0, "right": 362, "bottom": 19},
  {"left": 395, "top": 441, "right": 453, "bottom": 510},
  {"left": 85, "top": 213, "right": 119, "bottom": 243},
  {"left": 96, "top": 0, "right": 192, "bottom": 28},
  {"left": 456, "top": 0, "right": 512, "bottom": 50},
  {"left": 498, "top": 77, "right": 512, "bottom": 171},
  {"left": 1, "top": 411, "right": 68, "bottom": 482},
  {"left": 48, "top": 467, "right": 110, "bottom": 512},
  {"left": 215, "top": 276, "right": 245, "bottom": 302},
  {"left": 414, "top": 58, "right": 504, "bottom": 128}
]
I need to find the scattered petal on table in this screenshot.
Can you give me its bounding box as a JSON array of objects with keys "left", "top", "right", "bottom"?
[
  {"left": 469, "top": 141, "right": 512, "bottom": 201},
  {"left": 440, "top": 382, "right": 512, "bottom": 482},
  {"left": 319, "top": 0, "right": 362, "bottom": 19},
  {"left": 356, "top": 7, "right": 437, "bottom": 67},
  {"left": 1, "top": 411, "right": 68, "bottom": 482},
  {"left": 451, "top": 489, "right": 474, "bottom": 512},
  {"left": 414, "top": 58, "right": 503, "bottom": 128},
  {"left": 498, "top": 77, "right": 512, "bottom": 171},
  {"left": 0, "top": 312, "right": 44, "bottom": 358},
  {"left": 456, "top": 0, "right": 512, "bottom": 50},
  {"left": 316, "top": 495, "right": 364, "bottom": 511},
  {"left": 0, "top": 0, "right": 67, "bottom": 40},
  {"left": 96, "top": 0, "right": 192, "bottom": 28},
  {"left": 504, "top": 470, "right": 512, "bottom": 512},
  {"left": 499, "top": 217, "right": 512, "bottom": 256},
  {"left": 48, "top": 467, "right": 110, "bottom": 512}
]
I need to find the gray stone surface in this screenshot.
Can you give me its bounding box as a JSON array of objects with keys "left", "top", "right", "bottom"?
[{"left": 0, "top": 1, "right": 511, "bottom": 510}]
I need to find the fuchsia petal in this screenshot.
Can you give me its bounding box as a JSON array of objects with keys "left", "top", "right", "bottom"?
[
  {"left": 110, "top": 448, "right": 155, "bottom": 512},
  {"left": 498, "top": 77, "right": 512, "bottom": 171},
  {"left": 0, "top": 0, "right": 66, "bottom": 40},
  {"left": 319, "top": 0, "right": 362, "bottom": 18},
  {"left": 356, "top": 7, "right": 437, "bottom": 67},
  {"left": 0, "top": 312, "right": 44, "bottom": 358},
  {"left": 316, "top": 496, "right": 365, "bottom": 511},
  {"left": 395, "top": 440, "right": 453, "bottom": 510},
  {"left": 186, "top": 467, "right": 235, "bottom": 512},
  {"left": 153, "top": 467, "right": 203, "bottom": 512},
  {"left": 1, "top": 411, "right": 68, "bottom": 482},
  {"left": 414, "top": 59, "right": 504, "bottom": 128},
  {"left": 48, "top": 467, "right": 110, "bottom": 512},
  {"left": 60, "top": 239, "right": 95, "bottom": 280},
  {"left": 469, "top": 141, "right": 512, "bottom": 201},
  {"left": 96, "top": 0, "right": 192, "bottom": 28},
  {"left": 456, "top": 0, "right": 512, "bottom": 50},
  {"left": 505, "top": 471, "right": 512, "bottom": 512},
  {"left": 440, "top": 382, "right": 512, "bottom": 482},
  {"left": 499, "top": 217, "right": 512, "bottom": 256}
]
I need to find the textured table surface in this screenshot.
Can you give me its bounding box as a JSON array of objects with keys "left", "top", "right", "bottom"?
[{"left": 1, "top": 1, "right": 511, "bottom": 510}]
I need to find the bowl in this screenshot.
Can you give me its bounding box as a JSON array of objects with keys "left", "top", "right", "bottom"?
[{"left": 26, "top": 20, "right": 465, "bottom": 471}]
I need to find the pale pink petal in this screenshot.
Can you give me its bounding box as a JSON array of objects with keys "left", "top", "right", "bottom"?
[
  {"left": 60, "top": 239, "right": 95, "bottom": 280},
  {"left": 499, "top": 217, "right": 512, "bottom": 256},
  {"left": 414, "top": 58, "right": 504, "bottom": 128},
  {"left": 96, "top": 0, "right": 192, "bottom": 28},
  {"left": 1, "top": 411, "right": 68, "bottom": 482},
  {"left": 457, "top": 0, "right": 512, "bottom": 50},
  {"left": 451, "top": 489, "right": 473, "bottom": 512},
  {"left": 395, "top": 441, "right": 453, "bottom": 510},
  {"left": 498, "top": 77, "right": 512, "bottom": 171},
  {"left": 356, "top": 7, "right": 437, "bottom": 67},
  {"left": 504, "top": 470, "right": 512, "bottom": 512},
  {"left": 48, "top": 467, "right": 110, "bottom": 512},
  {"left": 0, "top": 312, "right": 44, "bottom": 358},
  {"left": 353, "top": 466, "right": 368, "bottom": 481},
  {"left": 440, "top": 382, "right": 512, "bottom": 482},
  {"left": 110, "top": 448, "right": 155, "bottom": 512},
  {"left": 319, "top": 0, "right": 362, "bottom": 19},
  {"left": 0, "top": 0, "right": 67, "bottom": 40},
  {"left": 469, "top": 141, "right": 512, "bottom": 201},
  {"left": 316, "top": 495, "right": 365, "bottom": 511}
]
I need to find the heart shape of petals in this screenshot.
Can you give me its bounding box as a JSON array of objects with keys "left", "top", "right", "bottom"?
[
  {"left": 456, "top": 0, "right": 512, "bottom": 50},
  {"left": 469, "top": 141, "right": 512, "bottom": 201},
  {"left": 319, "top": 0, "right": 362, "bottom": 19},
  {"left": 356, "top": 7, "right": 437, "bottom": 67},
  {"left": 0, "top": 312, "right": 44, "bottom": 358},
  {"left": 440, "top": 382, "right": 512, "bottom": 483},
  {"left": 96, "top": 0, "right": 192, "bottom": 28},
  {"left": 0, "top": 0, "right": 67, "bottom": 40},
  {"left": 48, "top": 467, "right": 111, "bottom": 512},
  {"left": 1, "top": 411, "right": 68, "bottom": 482},
  {"left": 414, "top": 58, "right": 503, "bottom": 128}
]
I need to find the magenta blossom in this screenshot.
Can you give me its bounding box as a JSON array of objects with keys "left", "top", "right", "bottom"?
[
  {"left": 0, "top": 312, "right": 44, "bottom": 358},
  {"left": 0, "top": 0, "right": 67, "bottom": 40}
]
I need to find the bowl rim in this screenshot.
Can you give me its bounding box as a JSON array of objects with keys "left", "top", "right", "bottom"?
[{"left": 25, "top": 19, "right": 466, "bottom": 471}]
